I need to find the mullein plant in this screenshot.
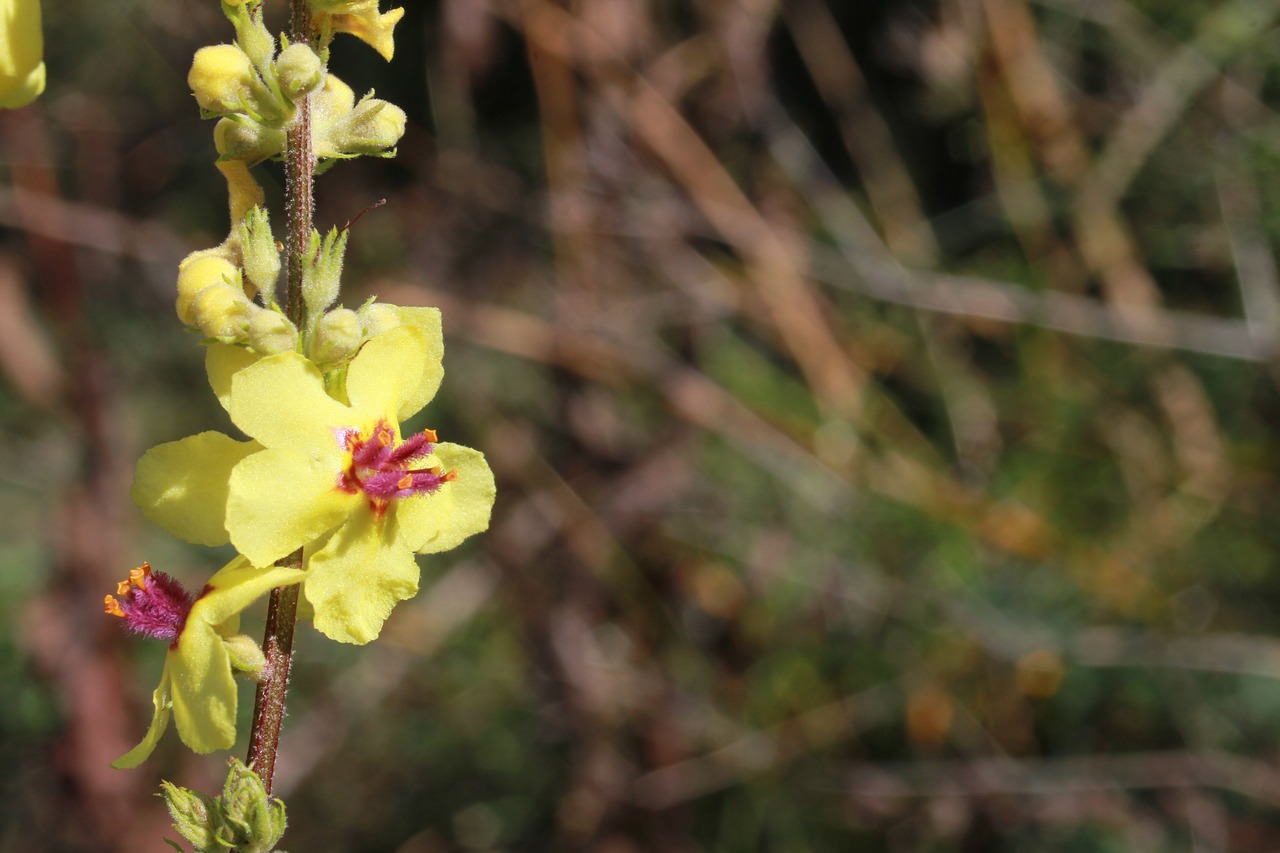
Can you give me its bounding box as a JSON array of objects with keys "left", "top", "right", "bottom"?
[{"left": 106, "top": 1, "right": 495, "bottom": 849}]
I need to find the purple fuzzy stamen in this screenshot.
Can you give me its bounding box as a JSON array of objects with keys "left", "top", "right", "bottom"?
[
  {"left": 338, "top": 421, "right": 455, "bottom": 512},
  {"left": 104, "top": 564, "right": 195, "bottom": 646}
]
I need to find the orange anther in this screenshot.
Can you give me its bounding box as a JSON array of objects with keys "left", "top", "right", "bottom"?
[
  {"left": 104, "top": 596, "right": 125, "bottom": 618},
  {"left": 129, "top": 567, "right": 148, "bottom": 589},
  {"left": 442, "top": 469, "right": 458, "bottom": 483},
  {"left": 397, "top": 473, "right": 413, "bottom": 489},
  {"left": 116, "top": 579, "right": 132, "bottom": 596},
  {"left": 422, "top": 428, "right": 438, "bottom": 443}
]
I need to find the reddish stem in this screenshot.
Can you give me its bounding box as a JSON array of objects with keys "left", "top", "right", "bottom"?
[{"left": 246, "top": 0, "right": 315, "bottom": 793}]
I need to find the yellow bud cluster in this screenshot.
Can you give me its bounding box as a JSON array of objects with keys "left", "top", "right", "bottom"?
[
  {"left": 166, "top": 0, "right": 408, "bottom": 356},
  {"left": 175, "top": 247, "right": 297, "bottom": 349}
]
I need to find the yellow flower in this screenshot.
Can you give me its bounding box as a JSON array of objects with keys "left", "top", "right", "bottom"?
[
  {"left": 132, "top": 311, "right": 495, "bottom": 645},
  {"left": 107, "top": 558, "right": 305, "bottom": 768},
  {"left": 0, "top": 0, "right": 45, "bottom": 109},
  {"left": 312, "top": 0, "right": 404, "bottom": 61}
]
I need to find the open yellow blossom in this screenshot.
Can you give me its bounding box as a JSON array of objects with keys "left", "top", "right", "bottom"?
[
  {"left": 132, "top": 313, "right": 495, "bottom": 644},
  {"left": 108, "top": 558, "right": 305, "bottom": 768}
]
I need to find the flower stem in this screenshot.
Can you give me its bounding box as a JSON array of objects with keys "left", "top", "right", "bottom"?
[
  {"left": 247, "top": 0, "right": 315, "bottom": 793},
  {"left": 283, "top": 0, "right": 315, "bottom": 330},
  {"left": 245, "top": 554, "right": 301, "bottom": 793}
]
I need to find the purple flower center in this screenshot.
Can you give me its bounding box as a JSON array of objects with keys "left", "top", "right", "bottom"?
[
  {"left": 104, "top": 563, "right": 195, "bottom": 646},
  {"left": 338, "top": 421, "right": 456, "bottom": 514}
]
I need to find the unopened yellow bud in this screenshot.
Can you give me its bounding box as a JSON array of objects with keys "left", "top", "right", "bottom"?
[
  {"left": 312, "top": 73, "right": 355, "bottom": 129},
  {"left": 316, "top": 93, "right": 405, "bottom": 160},
  {"left": 247, "top": 310, "right": 298, "bottom": 355},
  {"left": 276, "top": 43, "right": 325, "bottom": 102},
  {"left": 0, "top": 0, "right": 45, "bottom": 109},
  {"left": 311, "top": 307, "right": 364, "bottom": 366},
  {"left": 360, "top": 302, "right": 402, "bottom": 337},
  {"left": 192, "top": 283, "right": 255, "bottom": 341},
  {"left": 223, "top": 633, "right": 268, "bottom": 678},
  {"left": 176, "top": 252, "right": 240, "bottom": 325},
  {"left": 189, "top": 44, "right": 257, "bottom": 114},
  {"left": 214, "top": 116, "right": 286, "bottom": 165}
]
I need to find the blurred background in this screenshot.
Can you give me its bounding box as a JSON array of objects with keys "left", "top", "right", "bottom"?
[{"left": 6, "top": 0, "right": 1280, "bottom": 849}]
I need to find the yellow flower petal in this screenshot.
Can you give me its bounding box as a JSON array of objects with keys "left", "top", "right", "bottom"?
[
  {"left": 206, "top": 343, "right": 260, "bottom": 413},
  {"left": 229, "top": 352, "right": 355, "bottom": 451},
  {"left": 168, "top": 621, "right": 237, "bottom": 755},
  {"left": 305, "top": 508, "right": 420, "bottom": 644},
  {"left": 345, "top": 324, "right": 430, "bottom": 423},
  {"left": 227, "top": 447, "right": 358, "bottom": 566},
  {"left": 197, "top": 557, "right": 307, "bottom": 627},
  {"left": 0, "top": 0, "right": 45, "bottom": 109},
  {"left": 111, "top": 669, "right": 173, "bottom": 770},
  {"left": 217, "top": 159, "right": 265, "bottom": 226},
  {"left": 132, "top": 432, "right": 259, "bottom": 547},
  {"left": 316, "top": 2, "right": 404, "bottom": 61},
  {"left": 399, "top": 443, "right": 495, "bottom": 554},
  {"left": 397, "top": 306, "right": 444, "bottom": 421}
]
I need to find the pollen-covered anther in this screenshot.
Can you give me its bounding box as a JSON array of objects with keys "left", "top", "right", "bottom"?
[
  {"left": 105, "top": 562, "right": 197, "bottom": 645},
  {"left": 340, "top": 419, "right": 456, "bottom": 506}
]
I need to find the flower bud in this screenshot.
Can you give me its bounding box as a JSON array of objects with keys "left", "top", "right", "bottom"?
[
  {"left": 360, "top": 302, "right": 402, "bottom": 337},
  {"left": 276, "top": 43, "right": 324, "bottom": 102},
  {"left": 301, "top": 227, "right": 348, "bottom": 317},
  {"left": 239, "top": 207, "right": 281, "bottom": 303},
  {"left": 311, "top": 73, "right": 356, "bottom": 141},
  {"left": 214, "top": 116, "right": 286, "bottom": 164},
  {"left": 192, "top": 283, "right": 255, "bottom": 341},
  {"left": 0, "top": 0, "right": 45, "bottom": 109},
  {"left": 220, "top": 759, "right": 287, "bottom": 853},
  {"left": 176, "top": 251, "right": 240, "bottom": 325},
  {"left": 160, "top": 781, "right": 219, "bottom": 853},
  {"left": 222, "top": 633, "right": 268, "bottom": 678},
  {"left": 325, "top": 96, "right": 406, "bottom": 159},
  {"left": 247, "top": 310, "right": 298, "bottom": 355},
  {"left": 311, "top": 308, "right": 364, "bottom": 366},
  {"left": 227, "top": 1, "right": 276, "bottom": 71},
  {"left": 189, "top": 44, "right": 257, "bottom": 114}
]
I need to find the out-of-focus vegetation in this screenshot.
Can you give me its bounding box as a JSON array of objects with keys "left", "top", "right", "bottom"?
[{"left": 6, "top": 0, "right": 1280, "bottom": 850}]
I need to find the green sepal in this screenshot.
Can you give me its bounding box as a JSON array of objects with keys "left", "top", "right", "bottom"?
[{"left": 160, "top": 780, "right": 224, "bottom": 852}]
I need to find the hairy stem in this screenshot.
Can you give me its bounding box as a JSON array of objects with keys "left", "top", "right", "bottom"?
[
  {"left": 245, "top": 555, "right": 301, "bottom": 793},
  {"left": 283, "top": 3, "right": 315, "bottom": 329},
  {"left": 247, "top": 0, "right": 315, "bottom": 793}
]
